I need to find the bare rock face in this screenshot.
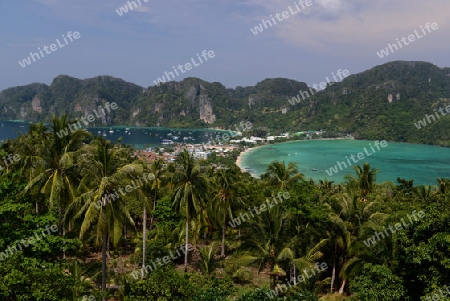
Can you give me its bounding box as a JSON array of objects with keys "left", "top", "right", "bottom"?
[
  {"left": 199, "top": 95, "right": 216, "bottom": 124},
  {"left": 154, "top": 103, "right": 163, "bottom": 113},
  {"left": 32, "top": 96, "right": 43, "bottom": 113},
  {"left": 132, "top": 109, "right": 140, "bottom": 118},
  {"left": 248, "top": 96, "right": 256, "bottom": 109},
  {"left": 185, "top": 85, "right": 199, "bottom": 107},
  {"left": 74, "top": 102, "right": 82, "bottom": 112},
  {"left": 20, "top": 106, "right": 28, "bottom": 119}
]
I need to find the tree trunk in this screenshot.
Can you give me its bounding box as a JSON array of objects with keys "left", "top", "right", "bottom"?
[
  {"left": 102, "top": 232, "right": 108, "bottom": 301},
  {"left": 149, "top": 190, "right": 157, "bottom": 232},
  {"left": 142, "top": 207, "right": 147, "bottom": 279},
  {"left": 59, "top": 205, "right": 66, "bottom": 258},
  {"left": 331, "top": 246, "right": 336, "bottom": 292},
  {"left": 184, "top": 218, "right": 189, "bottom": 273},
  {"left": 292, "top": 264, "right": 297, "bottom": 285},
  {"left": 106, "top": 236, "right": 111, "bottom": 260},
  {"left": 330, "top": 261, "right": 336, "bottom": 292},
  {"left": 221, "top": 224, "right": 226, "bottom": 257},
  {"left": 339, "top": 278, "right": 346, "bottom": 294}
]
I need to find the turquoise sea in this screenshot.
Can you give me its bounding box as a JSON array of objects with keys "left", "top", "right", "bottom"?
[{"left": 239, "top": 139, "right": 450, "bottom": 185}]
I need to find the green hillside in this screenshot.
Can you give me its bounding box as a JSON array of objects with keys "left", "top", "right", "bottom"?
[{"left": 1, "top": 61, "right": 449, "bottom": 145}]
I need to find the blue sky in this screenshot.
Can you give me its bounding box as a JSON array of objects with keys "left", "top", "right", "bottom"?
[{"left": 1, "top": 0, "right": 449, "bottom": 91}]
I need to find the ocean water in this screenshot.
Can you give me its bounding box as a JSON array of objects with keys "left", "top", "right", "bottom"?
[
  {"left": 239, "top": 139, "right": 450, "bottom": 185},
  {"left": 0, "top": 121, "right": 221, "bottom": 149}
]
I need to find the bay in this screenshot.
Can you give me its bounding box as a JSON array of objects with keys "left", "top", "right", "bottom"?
[
  {"left": 238, "top": 139, "right": 450, "bottom": 185},
  {"left": 0, "top": 121, "right": 220, "bottom": 149}
]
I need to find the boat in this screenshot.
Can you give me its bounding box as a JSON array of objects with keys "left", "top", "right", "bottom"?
[
  {"left": 161, "top": 139, "right": 173, "bottom": 145},
  {"left": 173, "top": 136, "right": 179, "bottom": 140},
  {"left": 311, "top": 168, "right": 318, "bottom": 171}
]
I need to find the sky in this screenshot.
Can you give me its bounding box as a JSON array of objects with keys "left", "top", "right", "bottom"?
[{"left": 0, "top": 0, "right": 449, "bottom": 91}]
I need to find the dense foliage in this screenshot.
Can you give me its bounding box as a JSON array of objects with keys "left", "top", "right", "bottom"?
[{"left": 0, "top": 116, "right": 449, "bottom": 300}]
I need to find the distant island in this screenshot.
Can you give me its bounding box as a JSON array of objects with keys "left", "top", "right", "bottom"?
[{"left": 1, "top": 60, "right": 449, "bottom": 146}]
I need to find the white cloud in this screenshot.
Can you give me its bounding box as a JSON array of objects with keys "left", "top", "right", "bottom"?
[{"left": 245, "top": 0, "right": 449, "bottom": 53}]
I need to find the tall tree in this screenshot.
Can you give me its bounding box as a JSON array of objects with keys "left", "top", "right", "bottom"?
[
  {"left": 66, "top": 138, "right": 139, "bottom": 300},
  {"left": 345, "top": 163, "right": 379, "bottom": 201},
  {"left": 24, "top": 115, "right": 91, "bottom": 238},
  {"left": 209, "top": 166, "right": 247, "bottom": 257},
  {"left": 171, "top": 150, "right": 208, "bottom": 272},
  {"left": 141, "top": 158, "right": 166, "bottom": 278}
]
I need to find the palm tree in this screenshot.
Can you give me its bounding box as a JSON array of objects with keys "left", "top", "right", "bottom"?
[
  {"left": 415, "top": 185, "right": 437, "bottom": 203},
  {"left": 15, "top": 122, "right": 50, "bottom": 214},
  {"left": 345, "top": 163, "right": 379, "bottom": 201},
  {"left": 171, "top": 150, "right": 208, "bottom": 272},
  {"left": 209, "top": 167, "right": 247, "bottom": 257},
  {"left": 141, "top": 158, "right": 166, "bottom": 278},
  {"left": 66, "top": 138, "right": 139, "bottom": 300},
  {"left": 198, "top": 242, "right": 219, "bottom": 276},
  {"left": 311, "top": 187, "right": 386, "bottom": 294},
  {"left": 24, "top": 116, "right": 91, "bottom": 238},
  {"left": 262, "top": 160, "right": 304, "bottom": 189}
]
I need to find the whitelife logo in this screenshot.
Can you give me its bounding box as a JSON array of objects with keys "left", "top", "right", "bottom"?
[
  {"left": 94, "top": 172, "right": 155, "bottom": 209},
  {"left": 0, "top": 153, "right": 21, "bottom": 172},
  {"left": 414, "top": 105, "right": 450, "bottom": 129},
  {"left": 288, "top": 69, "right": 350, "bottom": 106},
  {"left": 376, "top": 22, "right": 439, "bottom": 59},
  {"left": 55, "top": 102, "right": 118, "bottom": 139},
  {"left": 18, "top": 31, "right": 81, "bottom": 68},
  {"left": 116, "top": 0, "right": 149, "bottom": 16},
  {"left": 0, "top": 224, "right": 58, "bottom": 261},
  {"left": 153, "top": 50, "right": 215, "bottom": 86},
  {"left": 228, "top": 192, "right": 291, "bottom": 228},
  {"left": 325, "top": 140, "right": 388, "bottom": 176},
  {"left": 363, "top": 210, "right": 425, "bottom": 247},
  {"left": 250, "top": 0, "right": 313, "bottom": 35},
  {"left": 202, "top": 121, "right": 253, "bottom": 149}
]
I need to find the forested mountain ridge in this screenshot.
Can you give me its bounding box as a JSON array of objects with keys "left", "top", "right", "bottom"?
[
  {"left": 1, "top": 61, "right": 449, "bottom": 145},
  {"left": 298, "top": 61, "right": 450, "bottom": 145}
]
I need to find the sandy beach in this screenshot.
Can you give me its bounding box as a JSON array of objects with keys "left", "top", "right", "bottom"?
[{"left": 235, "top": 145, "right": 264, "bottom": 172}]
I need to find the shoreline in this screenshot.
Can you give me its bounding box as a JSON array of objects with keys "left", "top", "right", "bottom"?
[
  {"left": 235, "top": 144, "right": 267, "bottom": 174},
  {"left": 234, "top": 138, "right": 353, "bottom": 176}
]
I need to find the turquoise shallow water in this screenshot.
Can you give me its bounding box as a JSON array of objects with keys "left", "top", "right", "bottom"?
[{"left": 239, "top": 140, "right": 450, "bottom": 185}]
